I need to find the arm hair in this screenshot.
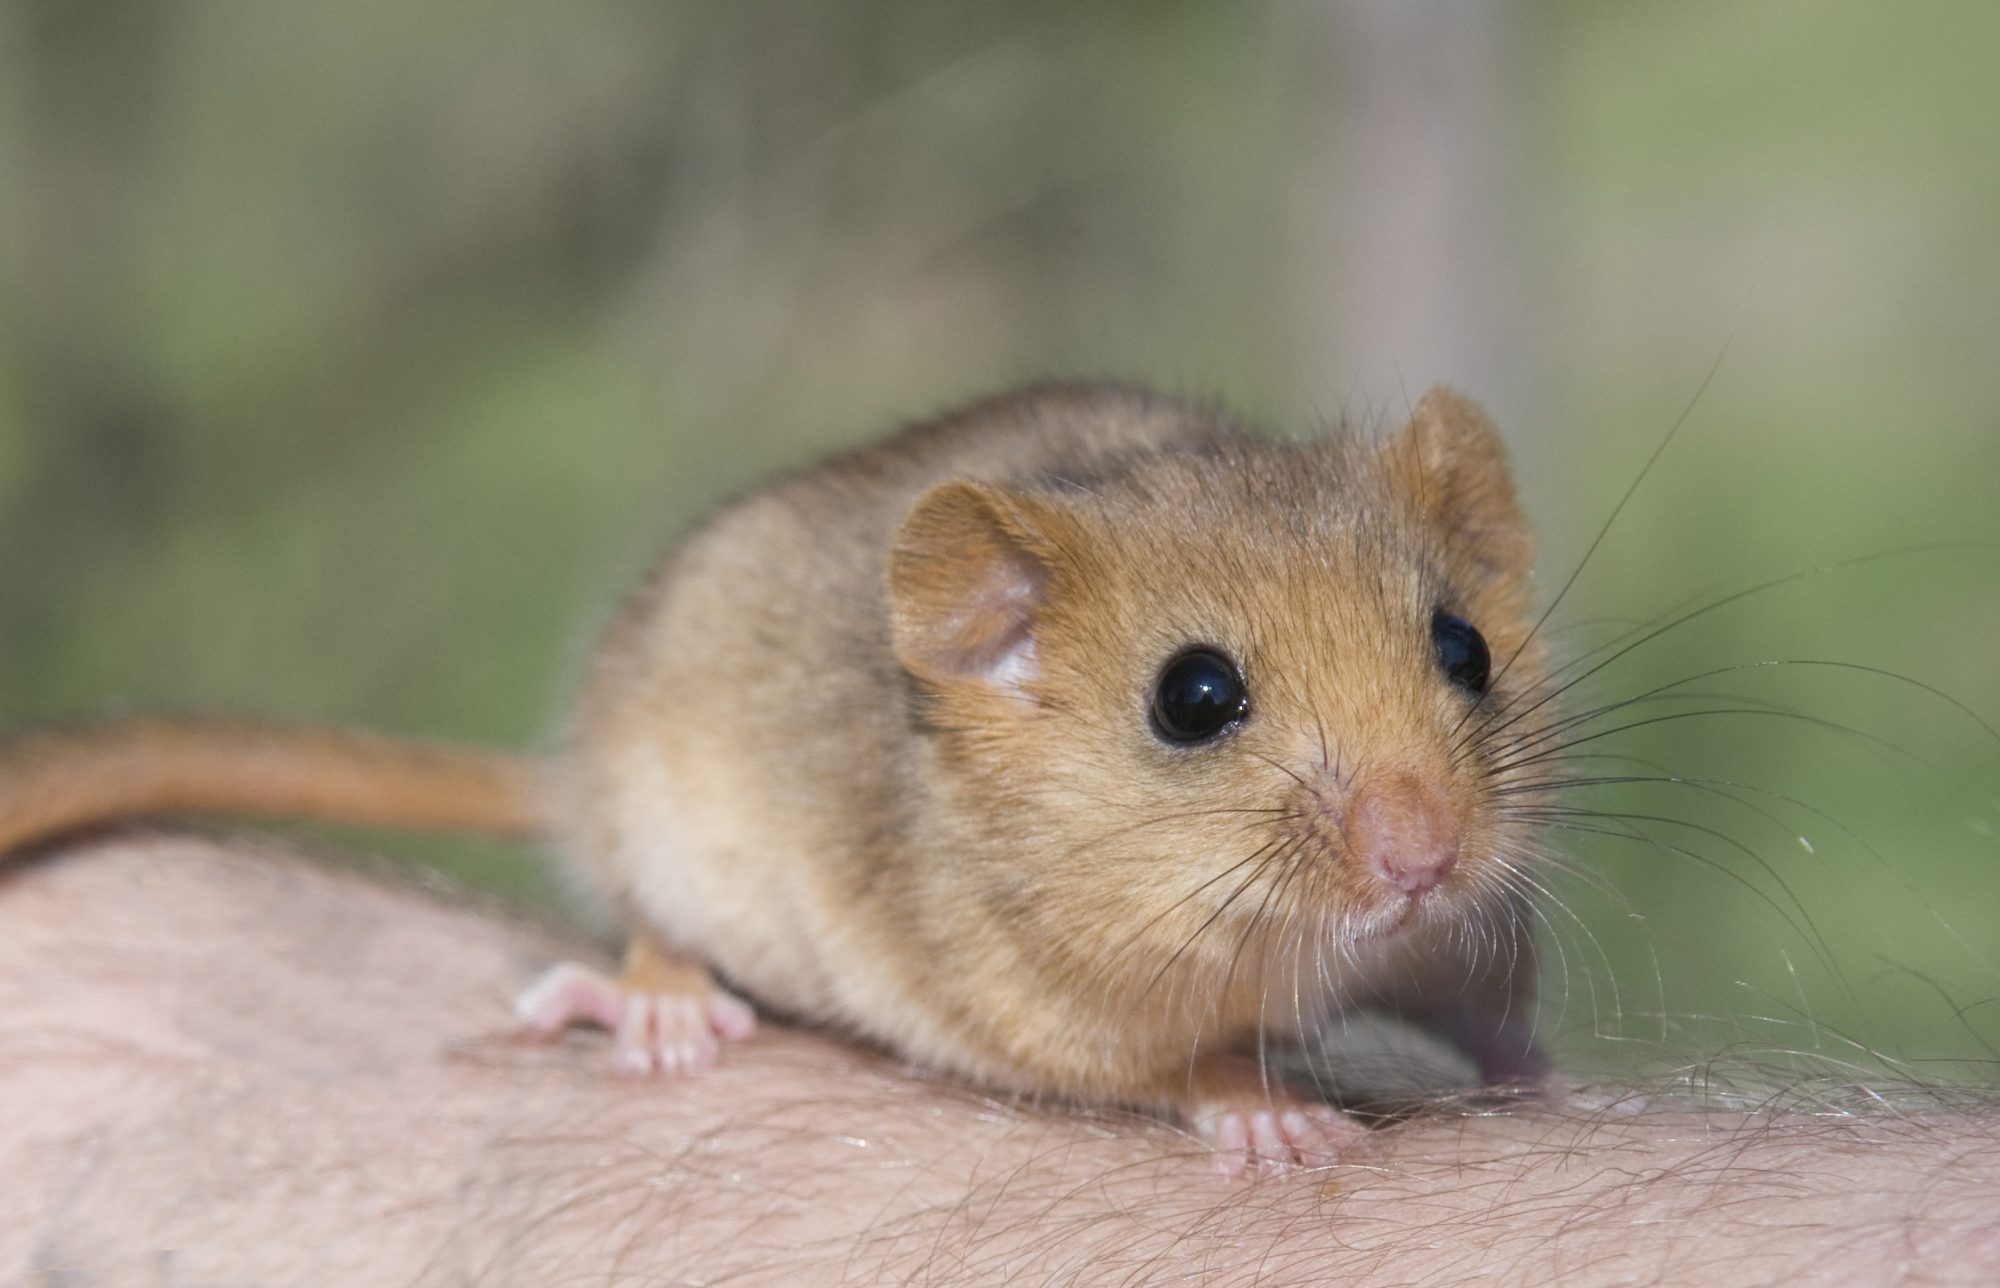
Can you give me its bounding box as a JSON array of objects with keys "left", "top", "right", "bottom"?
[{"left": 4, "top": 839, "right": 1996, "bottom": 1286}]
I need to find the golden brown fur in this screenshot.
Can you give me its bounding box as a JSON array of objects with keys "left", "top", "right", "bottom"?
[
  {"left": 555, "top": 381, "right": 1550, "bottom": 1111},
  {"left": 0, "top": 380, "right": 1551, "bottom": 1138}
]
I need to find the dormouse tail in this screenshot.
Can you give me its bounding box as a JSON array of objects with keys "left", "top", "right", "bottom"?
[{"left": 0, "top": 717, "right": 545, "bottom": 855}]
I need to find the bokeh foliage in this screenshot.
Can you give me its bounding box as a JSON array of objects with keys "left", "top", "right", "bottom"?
[{"left": 3, "top": 2, "right": 1997, "bottom": 1080}]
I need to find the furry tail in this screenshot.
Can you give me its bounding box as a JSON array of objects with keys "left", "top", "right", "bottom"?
[{"left": 0, "top": 717, "right": 544, "bottom": 854}]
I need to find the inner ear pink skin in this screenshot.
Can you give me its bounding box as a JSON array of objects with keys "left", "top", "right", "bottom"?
[
  {"left": 1342, "top": 772, "right": 1463, "bottom": 896},
  {"left": 945, "top": 563, "right": 1041, "bottom": 689}
]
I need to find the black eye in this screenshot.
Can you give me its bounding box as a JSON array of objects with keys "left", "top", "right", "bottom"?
[
  {"left": 1151, "top": 649, "right": 1250, "bottom": 744},
  {"left": 1431, "top": 610, "right": 1491, "bottom": 695}
]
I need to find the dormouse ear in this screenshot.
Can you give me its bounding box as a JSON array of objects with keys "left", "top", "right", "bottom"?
[
  {"left": 889, "top": 481, "right": 1054, "bottom": 695},
  {"left": 1380, "top": 387, "right": 1533, "bottom": 582}
]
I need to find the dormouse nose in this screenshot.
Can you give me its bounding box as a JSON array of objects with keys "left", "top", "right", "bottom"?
[{"left": 1342, "top": 772, "right": 1463, "bottom": 896}]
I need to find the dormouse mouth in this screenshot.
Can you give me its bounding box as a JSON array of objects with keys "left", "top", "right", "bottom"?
[{"left": 1339, "top": 894, "right": 1427, "bottom": 946}]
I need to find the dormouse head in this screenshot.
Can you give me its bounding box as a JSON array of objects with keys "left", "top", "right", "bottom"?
[{"left": 888, "top": 388, "right": 1550, "bottom": 1014}]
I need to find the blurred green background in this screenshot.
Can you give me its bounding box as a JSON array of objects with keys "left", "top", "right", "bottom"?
[{"left": 3, "top": 2, "right": 1997, "bottom": 1085}]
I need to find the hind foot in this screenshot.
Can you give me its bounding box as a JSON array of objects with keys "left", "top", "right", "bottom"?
[{"left": 515, "top": 935, "right": 755, "bottom": 1076}]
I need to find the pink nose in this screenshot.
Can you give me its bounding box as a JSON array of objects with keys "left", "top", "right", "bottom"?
[{"left": 1343, "top": 773, "right": 1463, "bottom": 896}]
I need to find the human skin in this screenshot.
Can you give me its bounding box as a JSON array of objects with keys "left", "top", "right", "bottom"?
[{"left": 4, "top": 839, "right": 1996, "bottom": 1286}]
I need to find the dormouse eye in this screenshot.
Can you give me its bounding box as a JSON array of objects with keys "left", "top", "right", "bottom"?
[
  {"left": 1151, "top": 649, "right": 1249, "bottom": 744},
  {"left": 1431, "top": 610, "right": 1491, "bottom": 695}
]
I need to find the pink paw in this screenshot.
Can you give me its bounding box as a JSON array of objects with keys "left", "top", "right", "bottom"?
[
  {"left": 514, "top": 960, "right": 756, "bottom": 1077},
  {"left": 1191, "top": 1102, "right": 1368, "bottom": 1179}
]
